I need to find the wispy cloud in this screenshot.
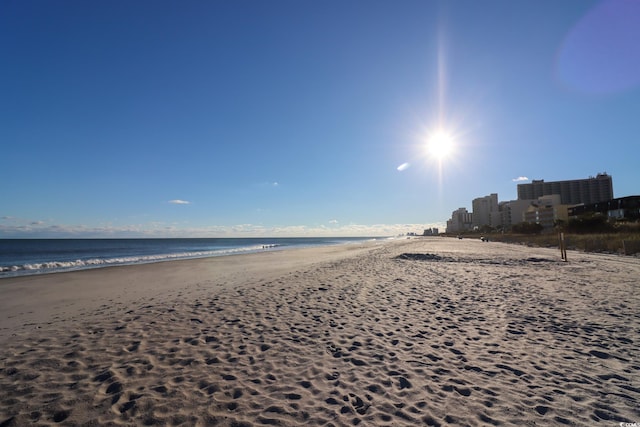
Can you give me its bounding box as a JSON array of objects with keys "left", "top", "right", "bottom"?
[
  {"left": 329, "top": 219, "right": 339, "bottom": 224},
  {"left": 512, "top": 176, "right": 529, "bottom": 182},
  {"left": 168, "top": 199, "right": 191, "bottom": 205},
  {"left": 397, "top": 162, "right": 410, "bottom": 172}
]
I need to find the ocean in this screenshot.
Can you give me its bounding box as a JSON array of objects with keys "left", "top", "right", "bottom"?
[{"left": 0, "top": 237, "right": 382, "bottom": 278}]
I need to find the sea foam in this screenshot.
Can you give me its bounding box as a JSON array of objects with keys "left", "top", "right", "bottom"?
[{"left": 0, "top": 245, "right": 278, "bottom": 276}]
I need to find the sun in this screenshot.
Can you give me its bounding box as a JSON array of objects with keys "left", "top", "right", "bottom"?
[{"left": 427, "top": 130, "right": 454, "bottom": 160}]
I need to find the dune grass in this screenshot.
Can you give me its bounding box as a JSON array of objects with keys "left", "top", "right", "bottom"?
[{"left": 457, "top": 228, "right": 640, "bottom": 256}]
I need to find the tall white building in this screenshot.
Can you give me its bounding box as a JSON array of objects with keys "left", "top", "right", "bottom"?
[
  {"left": 446, "top": 208, "right": 473, "bottom": 233},
  {"left": 472, "top": 193, "right": 499, "bottom": 229}
]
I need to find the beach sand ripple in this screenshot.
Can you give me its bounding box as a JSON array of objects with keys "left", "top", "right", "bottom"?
[{"left": 1, "top": 239, "right": 639, "bottom": 426}]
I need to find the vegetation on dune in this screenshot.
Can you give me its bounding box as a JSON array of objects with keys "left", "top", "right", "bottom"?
[{"left": 451, "top": 215, "right": 640, "bottom": 256}]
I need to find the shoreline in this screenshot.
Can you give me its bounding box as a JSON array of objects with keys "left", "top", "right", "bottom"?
[
  {"left": 0, "top": 236, "right": 386, "bottom": 279},
  {"left": 1, "top": 237, "right": 638, "bottom": 425},
  {"left": 0, "top": 239, "right": 391, "bottom": 344}
]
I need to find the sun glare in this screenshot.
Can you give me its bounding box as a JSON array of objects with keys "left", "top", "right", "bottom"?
[{"left": 427, "top": 130, "right": 454, "bottom": 160}]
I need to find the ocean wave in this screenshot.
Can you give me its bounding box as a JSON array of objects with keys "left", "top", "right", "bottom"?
[{"left": 0, "top": 244, "right": 280, "bottom": 276}]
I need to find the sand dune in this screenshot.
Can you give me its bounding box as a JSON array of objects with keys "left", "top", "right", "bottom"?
[{"left": 1, "top": 238, "right": 638, "bottom": 426}]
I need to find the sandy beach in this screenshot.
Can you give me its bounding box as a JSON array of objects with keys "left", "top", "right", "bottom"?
[{"left": 1, "top": 237, "right": 638, "bottom": 426}]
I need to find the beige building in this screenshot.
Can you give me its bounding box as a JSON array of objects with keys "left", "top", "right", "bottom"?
[{"left": 523, "top": 195, "right": 571, "bottom": 230}]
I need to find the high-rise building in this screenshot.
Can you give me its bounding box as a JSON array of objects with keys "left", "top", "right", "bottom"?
[
  {"left": 423, "top": 228, "right": 439, "bottom": 236},
  {"left": 517, "top": 173, "right": 613, "bottom": 205},
  {"left": 445, "top": 208, "right": 473, "bottom": 233},
  {"left": 472, "top": 193, "right": 499, "bottom": 228}
]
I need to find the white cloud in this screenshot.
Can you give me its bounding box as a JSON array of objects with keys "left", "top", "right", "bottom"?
[
  {"left": 168, "top": 199, "right": 191, "bottom": 205},
  {"left": 397, "top": 162, "right": 410, "bottom": 171},
  {"left": 0, "top": 221, "right": 447, "bottom": 238},
  {"left": 329, "top": 219, "right": 339, "bottom": 224},
  {"left": 512, "top": 176, "right": 529, "bottom": 182}
]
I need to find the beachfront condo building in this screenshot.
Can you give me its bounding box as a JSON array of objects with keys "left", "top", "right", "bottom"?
[
  {"left": 517, "top": 173, "right": 613, "bottom": 205},
  {"left": 472, "top": 193, "right": 500, "bottom": 229},
  {"left": 445, "top": 208, "right": 473, "bottom": 233},
  {"left": 568, "top": 195, "right": 640, "bottom": 220},
  {"left": 523, "top": 195, "right": 572, "bottom": 229},
  {"left": 499, "top": 199, "right": 534, "bottom": 230}
]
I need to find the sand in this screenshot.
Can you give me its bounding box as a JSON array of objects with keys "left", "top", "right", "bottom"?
[{"left": 0, "top": 237, "right": 638, "bottom": 426}]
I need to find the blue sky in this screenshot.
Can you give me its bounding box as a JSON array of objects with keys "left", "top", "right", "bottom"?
[{"left": 2, "top": 0, "right": 639, "bottom": 237}]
